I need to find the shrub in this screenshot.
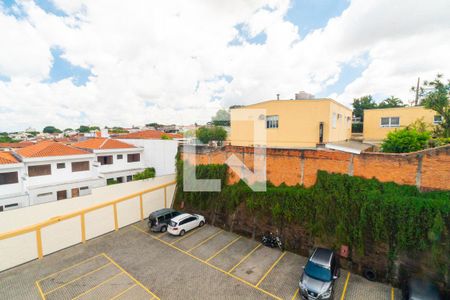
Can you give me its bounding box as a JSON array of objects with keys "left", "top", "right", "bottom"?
[
  {"left": 381, "top": 128, "right": 430, "bottom": 153},
  {"left": 133, "top": 168, "right": 156, "bottom": 180},
  {"left": 352, "top": 123, "right": 363, "bottom": 133}
]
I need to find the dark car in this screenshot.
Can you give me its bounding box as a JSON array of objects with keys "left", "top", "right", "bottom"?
[
  {"left": 299, "top": 248, "right": 340, "bottom": 300},
  {"left": 404, "top": 277, "right": 441, "bottom": 300},
  {"left": 148, "top": 208, "right": 181, "bottom": 232}
]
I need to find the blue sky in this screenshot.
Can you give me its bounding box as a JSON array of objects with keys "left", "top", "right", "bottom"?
[{"left": 1, "top": 0, "right": 356, "bottom": 96}]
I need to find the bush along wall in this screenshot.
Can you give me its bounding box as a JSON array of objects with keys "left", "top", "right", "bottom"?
[{"left": 174, "top": 160, "right": 450, "bottom": 290}]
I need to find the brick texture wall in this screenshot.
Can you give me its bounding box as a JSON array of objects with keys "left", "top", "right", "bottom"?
[{"left": 182, "top": 145, "right": 450, "bottom": 191}]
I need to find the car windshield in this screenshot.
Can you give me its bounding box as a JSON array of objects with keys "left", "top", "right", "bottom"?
[
  {"left": 304, "top": 261, "right": 332, "bottom": 282},
  {"left": 169, "top": 220, "right": 177, "bottom": 227}
]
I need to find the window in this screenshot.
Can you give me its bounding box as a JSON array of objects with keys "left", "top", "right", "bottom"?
[
  {"left": 0, "top": 172, "right": 18, "bottom": 185},
  {"left": 266, "top": 115, "right": 279, "bottom": 129},
  {"left": 380, "top": 117, "right": 400, "bottom": 128},
  {"left": 5, "top": 203, "right": 18, "bottom": 208},
  {"left": 38, "top": 192, "right": 52, "bottom": 197},
  {"left": 127, "top": 153, "right": 140, "bottom": 162},
  {"left": 117, "top": 177, "right": 123, "bottom": 183},
  {"left": 332, "top": 113, "right": 337, "bottom": 128},
  {"left": 57, "top": 190, "right": 67, "bottom": 200},
  {"left": 98, "top": 155, "right": 113, "bottom": 165},
  {"left": 72, "top": 161, "right": 90, "bottom": 172},
  {"left": 117, "top": 154, "right": 123, "bottom": 159},
  {"left": 127, "top": 175, "right": 133, "bottom": 182},
  {"left": 28, "top": 165, "right": 51, "bottom": 177},
  {"left": 434, "top": 115, "right": 442, "bottom": 124},
  {"left": 57, "top": 163, "right": 65, "bottom": 169},
  {"left": 80, "top": 186, "right": 89, "bottom": 190}
]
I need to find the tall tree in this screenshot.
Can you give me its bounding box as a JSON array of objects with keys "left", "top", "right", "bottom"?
[
  {"left": 420, "top": 74, "right": 450, "bottom": 137},
  {"left": 378, "top": 96, "right": 405, "bottom": 108},
  {"left": 352, "top": 95, "right": 377, "bottom": 121},
  {"left": 211, "top": 109, "right": 230, "bottom": 126}
]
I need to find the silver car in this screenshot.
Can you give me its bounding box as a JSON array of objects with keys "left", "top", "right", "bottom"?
[{"left": 299, "top": 248, "right": 340, "bottom": 300}]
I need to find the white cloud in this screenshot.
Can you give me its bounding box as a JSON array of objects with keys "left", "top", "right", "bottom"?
[{"left": 0, "top": 0, "right": 449, "bottom": 131}]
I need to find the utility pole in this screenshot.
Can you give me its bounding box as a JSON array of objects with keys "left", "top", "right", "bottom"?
[{"left": 415, "top": 77, "right": 420, "bottom": 106}]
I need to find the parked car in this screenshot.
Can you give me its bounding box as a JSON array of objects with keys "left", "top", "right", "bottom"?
[
  {"left": 299, "top": 248, "right": 340, "bottom": 300},
  {"left": 168, "top": 213, "right": 205, "bottom": 236},
  {"left": 148, "top": 208, "right": 181, "bottom": 232},
  {"left": 404, "top": 277, "right": 441, "bottom": 300}
]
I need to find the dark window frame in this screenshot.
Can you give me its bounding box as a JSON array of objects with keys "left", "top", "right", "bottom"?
[
  {"left": 57, "top": 163, "right": 66, "bottom": 169},
  {"left": 98, "top": 155, "right": 113, "bottom": 165},
  {"left": 72, "top": 161, "right": 90, "bottom": 172},
  {"left": 0, "top": 171, "right": 19, "bottom": 185},
  {"left": 127, "top": 153, "right": 140, "bottom": 163},
  {"left": 28, "top": 164, "right": 51, "bottom": 177}
]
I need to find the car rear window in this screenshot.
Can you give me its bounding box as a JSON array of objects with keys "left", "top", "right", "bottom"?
[
  {"left": 170, "top": 221, "right": 177, "bottom": 227},
  {"left": 305, "top": 261, "right": 332, "bottom": 282}
]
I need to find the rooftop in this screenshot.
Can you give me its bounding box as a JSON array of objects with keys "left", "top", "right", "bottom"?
[
  {"left": 0, "top": 152, "right": 19, "bottom": 164},
  {"left": 238, "top": 98, "right": 352, "bottom": 111},
  {"left": 119, "top": 130, "right": 183, "bottom": 140},
  {"left": 16, "top": 141, "right": 91, "bottom": 158},
  {"left": 73, "top": 138, "right": 136, "bottom": 150},
  {"left": 0, "top": 141, "right": 34, "bottom": 149}
]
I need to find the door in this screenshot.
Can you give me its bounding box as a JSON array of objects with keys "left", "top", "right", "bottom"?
[
  {"left": 319, "top": 122, "right": 324, "bottom": 143},
  {"left": 71, "top": 188, "right": 80, "bottom": 198}
]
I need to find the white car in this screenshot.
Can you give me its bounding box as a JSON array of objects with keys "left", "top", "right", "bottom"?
[{"left": 167, "top": 213, "right": 205, "bottom": 236}]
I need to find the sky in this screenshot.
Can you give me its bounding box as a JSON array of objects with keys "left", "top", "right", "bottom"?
[{"left": 0, "top": 0, "right": 449, "bottom": 132}]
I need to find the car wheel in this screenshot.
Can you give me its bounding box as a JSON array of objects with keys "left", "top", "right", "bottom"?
[
  {"left": 160, "top": 226, "right": 167, "bottom": 233},
  {"left": 179, "top": 229, "right": 185, "bottom": 236},
  {"left": 199, "top": 221, "right": 205, "bottom": 227}
]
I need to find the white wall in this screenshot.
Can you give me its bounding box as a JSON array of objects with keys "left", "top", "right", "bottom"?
[
  {"left": 24, "top": 156, "right": 97, "bottom": 187},
  {"left": 0, "top": 174, "right": 176, "bottom": 271},
  {"left": 118, "top": 139, "right": 178, "bottom": 176},
  {"left": 0, "top": 164, "right": 25, "bottom": 198},
  {"left": 93, "top": 148, "right": 145, "bottom": 178}
]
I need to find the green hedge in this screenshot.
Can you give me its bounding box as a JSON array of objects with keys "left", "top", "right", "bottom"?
[{"left": 176, "top": 161, "right": 449, "bottom": 277}]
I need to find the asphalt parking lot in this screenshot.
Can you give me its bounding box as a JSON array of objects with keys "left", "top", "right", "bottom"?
[{"left": 0, "top": 221, "right": 401, "bottom": 300}]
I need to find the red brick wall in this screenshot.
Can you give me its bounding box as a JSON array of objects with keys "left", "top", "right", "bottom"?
[{"left": 181, "top": 145, "right": 450, "bottom": 191}]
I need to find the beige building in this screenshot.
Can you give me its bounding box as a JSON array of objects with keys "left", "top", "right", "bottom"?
[
  {"left": 230, "top": 98, "right": 352, "bottom": 148},
  {"left": 363, "top": 106, "right": 441, "bottom": 143}
]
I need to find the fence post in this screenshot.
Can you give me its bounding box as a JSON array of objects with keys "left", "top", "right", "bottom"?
[
  {"left": 36, "top": 228, "right": 43, "bottom": 259},
  {"left": 164, "top": 187, "right": 167, "bottom": 208},
  {"left": 139, "top": 193, "right": 144, "bottom": 220},
  {"left": 113, "top": 203, "right": 119, "bottom": 231},
  {"left": 80, "top": 213, "right": 86, "bottom": 243}
]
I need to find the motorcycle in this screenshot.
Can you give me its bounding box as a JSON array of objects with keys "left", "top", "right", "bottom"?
[{"left": 261, "top": 232, "right": 283, "bottom": 251}]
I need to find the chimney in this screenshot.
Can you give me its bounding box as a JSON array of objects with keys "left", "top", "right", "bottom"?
[{"left": 276, "top": 93, "right": 280, "bottom": 100}]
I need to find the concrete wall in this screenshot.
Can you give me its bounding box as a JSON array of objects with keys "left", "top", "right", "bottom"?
[
  {"left": 230, "top": 99, "right": 352, "bottom": 148},
  {"left": 0, "top": 174, "right": 176, "bottom": 271},
  {"left": 363, "top": 106, "right": 438, "bottom": 142},
  {"left": 93, "top": 148, "right": 145, "bottom": 178},
  {"left": 182, "top": 145, "right": 450, "bottom": 191},
  {"left": 118, "top": 139, "right": 178, "bottom": 176}
]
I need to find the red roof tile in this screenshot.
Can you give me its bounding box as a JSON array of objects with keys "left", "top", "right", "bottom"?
[
  {"left": 16, "top": 141, "right": 91, "bottom": 158},
  {"left": 0, "top": 152, "right": 19, "bottom": 164},
  {"left": 72, "top": 138, "right": 136, "bottom": 150},
  {"left": 119, "top": 130, "right": 182, "bottom": 140},
  {"left": 0, "top": 141, "right": 34, "bottom": 149}
]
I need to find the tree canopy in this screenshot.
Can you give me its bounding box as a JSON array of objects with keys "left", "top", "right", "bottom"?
[
  {"left": 420, "top": 74, "right": 450, "bottom": 137},
  {"left": 196, "top": 126, "right": 227, "bottom": 145},
  {"left": 78, "top": 125, "right": 100, "bottom": 133},
  {"left": 211, "top": 109, "right": 230, "bottom": 126},
  {"left": 378, "top": 96, "right": 405, "bottom": 108},
  {"left": 352, "top": 95, "right": 377, "bottom": 121},
  {"left": 43, "top": 126, "right": 62, "bottom": 134}
]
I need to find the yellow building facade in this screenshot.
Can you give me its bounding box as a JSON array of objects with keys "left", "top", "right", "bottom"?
[
  {"left": 363, "top": 106, "right": 440, "bottom": 142},
  {"left": 230, "top": 99, "right": 352, "bottom": 148}
]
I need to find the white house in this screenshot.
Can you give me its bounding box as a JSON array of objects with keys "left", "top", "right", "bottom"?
[
  {"left": 0, "top": 152, "right": 28, "bottom": 211},
  {"left": 72, "top": 138, "right": 145, "bottom": 184},
  {"left": 15, "top": 141, "right": 105, "bottom": 205}
]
